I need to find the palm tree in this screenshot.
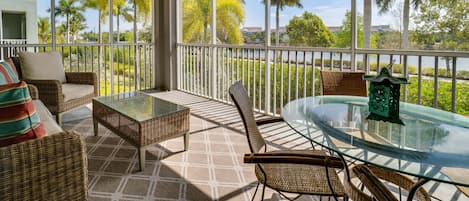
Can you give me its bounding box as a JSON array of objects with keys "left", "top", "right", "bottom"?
[
  {"left": 114, "top": 0, "right": 134, "bottom": 42},
  {"left": 375, "top": 0, "right": 423, "bottom": 49},
  {"left": 263, "top": 0, "right": 303, "bottom": 46},
  {"left": 81, "top": 0, "right": 108, "bottom": 44},
  {"left": 53, "top": 0, "right": 85, "bottom": 43},
  {"left": 38, "top": 17, "right": 51, "bottom": 44},
  {"left": 183, "top": 0, "right": 244, "bottom": 44},
  {"left": 363, "top": 0, "right": 372, "bottom": 48},
  {"left": 68, "top": 13, "right": 87, "bottom": 41},
  {"left": 132, "top": 0, "right": 152, "bottom": 25}
]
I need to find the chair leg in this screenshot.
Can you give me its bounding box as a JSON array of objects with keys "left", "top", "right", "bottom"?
[
  {"left": 55, "top": 113, "right": 62, "bottom": 126},
  {"left": 261, "top": 184, "right": 266, "bottom": 201},
  {"left": 251, "top": 183, "right": 260, "bottom": 201}
]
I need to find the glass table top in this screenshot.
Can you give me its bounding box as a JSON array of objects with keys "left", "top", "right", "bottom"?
[
  {"left": 94, "top": 91, "right": 189, "bottom": 122},
  {"left": 282, "top": 95, "right": 469, "bottom": 187}
]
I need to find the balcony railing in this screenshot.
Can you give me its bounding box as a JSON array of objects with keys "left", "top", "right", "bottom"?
[
  {"left": 0, "top": 43, "right": 154, "bottom": 96},
  {"left": 177, "top": 43, "right": 469, "bottom": 115}
]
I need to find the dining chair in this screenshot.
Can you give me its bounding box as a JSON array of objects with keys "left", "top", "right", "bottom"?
[
  {"left": 345, "top": 164, "right": 430, "bottom": 201},
  {"left": 320, "top": 71, "right": 367, "bottom": 96},
  {"left": 229, "top": 81, "right": 347, "bottom": 200}
]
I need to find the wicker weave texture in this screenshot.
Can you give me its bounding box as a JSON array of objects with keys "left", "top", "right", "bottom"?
[
  {"left": 344, "top": 165, "right": 431, "bottom": 201},
  {"left": 24, "top": 72, "right": 97, "bottom": 116},
  {"left": 228, "top": 81, "right": 266, "bottom": 153},
  {"left": 320, "top": 71, "right": 367, "bottom": 97},
  {"left": 255, "top": 150, "right": 346, "bottom": 196},
  {"left": 229, "top": 81, "right": 347, "bottom": 199},
  {"left": 92, "top": 99, "right": 190, "bottom": 147},
  {"left": 27, "top": 84, "right": 39, "bottom": 100},
  {"left": 0, "top": 131, "right": 88, "bottom": 201}
]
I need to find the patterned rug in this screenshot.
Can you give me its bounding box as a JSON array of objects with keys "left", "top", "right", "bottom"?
[{"left": 60, "top": 91, "right": 469, "bottom": 201}]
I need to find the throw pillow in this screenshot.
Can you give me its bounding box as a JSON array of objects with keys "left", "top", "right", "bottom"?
[
  {"left": 18, "top": 51, "right": 67, "bottom": 83},
  {"left": 0, "top": 81, "right": 46, "bottom": 147},
  {"left": 0, "top": 60, "right": 20, "bottom": 84},
  {"left": 7, "top": 57, "right": 22, "bottom": 79}
]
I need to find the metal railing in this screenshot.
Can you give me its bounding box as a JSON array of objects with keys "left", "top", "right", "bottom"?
[
  {"left": 0, "top": 43, "right": 154, "bottom": 96},
  {"left": 177, "top": 43, "right": 469, "bottom": 115}
]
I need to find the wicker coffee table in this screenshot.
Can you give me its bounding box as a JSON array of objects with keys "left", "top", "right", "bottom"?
[{"left": 92, "top": 91, "right": 190, "bottom": 171}]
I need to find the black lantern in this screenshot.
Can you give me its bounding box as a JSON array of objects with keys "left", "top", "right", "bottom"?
[{"left": 363, "top": 66, "right": 408, "bottom": 125}]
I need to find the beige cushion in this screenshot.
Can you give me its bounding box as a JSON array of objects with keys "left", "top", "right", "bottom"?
[
  {"left": 19, "top": 51, "right": 67, "bottom": 83},
  {"left": 62, "top": 84, "right": 94, "bottom": 102},
  {"left": 33, "top": 100, "right": 63, "bottom": 135}
]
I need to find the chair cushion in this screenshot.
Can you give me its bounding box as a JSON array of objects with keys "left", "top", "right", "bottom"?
[
  {"left": 0, "top": 81, "right": 46, "bottom": 147},
  {"left": 33, "top": 100, "right": 63, "bottom": 135},
  {"left": 19, "top": 51, "right": 67, "bottom": 83},
  {"left": 0, "top": 60, "right": 19, "bottom": 84},
  {"left": 62, "top": 84, "right": 95, "bottom": 102}
]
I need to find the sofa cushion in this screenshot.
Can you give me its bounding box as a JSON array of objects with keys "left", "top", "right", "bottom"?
[
  {"left": 33, "top": 100, "right": 63, "bottom": 135},
  {"left": 0, "top": 60, "right": 19, "bottom": 84},
  {"left": 19, "top": 52, "right": 67, "bottom": 83},
  {"left": 0, "top": 81, "right": 46, "bottom": 147},
  {"left": 62, "top": 84, "right": 95, "bottom": 102}
]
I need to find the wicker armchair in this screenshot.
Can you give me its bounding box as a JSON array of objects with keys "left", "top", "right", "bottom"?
[
  {"left": 11, "top": 56, "right": 98, "bottom": 125},
  {"left": 0, "top": 131, "right": 88, "bottom": 201},
  {"left": 320, "top": 71, "right": 367, "bottom": 96},
  {"left": 344, "top": 164, "right": 430, "bottom": 201},
  {"left": 229, "top": 81, "right": 347, "bottom": 200}
]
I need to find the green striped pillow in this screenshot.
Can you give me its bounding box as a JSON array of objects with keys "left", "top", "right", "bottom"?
[
  {"left": 0, "top": 60, "right": 19, "bottom": 84},
  {"left": 0, "top": 81, "right": 45, "bottom": 147}
]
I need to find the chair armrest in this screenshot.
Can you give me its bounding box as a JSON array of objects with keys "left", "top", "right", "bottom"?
[
  {"left": 23, "top": 79, "right": 63, "bottom": 113},
  {"left": 255, "top": 117, "right": 284, "bottom": 126},
  {"left": 27, "top": 84, "right": 39, "bottom": 100},
  {"left": 351, "top": 165, "right": 398, "bottom": 201},
  {"left": 66, "top": 72, "right": 98, "bottom": 96},
  {"left": 0, "top": 131, "right": 88, "bottom": 200},
  {"left": 244, "top": 152, "right": 344, "bottom": 169}
]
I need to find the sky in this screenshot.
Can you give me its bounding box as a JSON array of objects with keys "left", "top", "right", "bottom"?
[{"left": 37, "top": 0, "right": 404, "bottom": 33}]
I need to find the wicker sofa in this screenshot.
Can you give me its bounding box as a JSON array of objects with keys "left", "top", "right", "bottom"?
[
  {"left": 10, "top": 56, "right": 98, "bottom": 125},
  {"left": 0, "top": 85, "right": 88, "bottom": 200}
]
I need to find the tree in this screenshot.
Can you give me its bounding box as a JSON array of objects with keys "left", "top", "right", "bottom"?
[
  {"left": 115, "top": 0, "right": 134, "bottom": 43},
  {"left": 363, "top": 0, "right": 372, "bottom": 48},
  {"left": 182, "top": 0, "right": 245, "bottom": 44},
  {"left": 375, "top": 0, "right": 423, "bottom": 49},
  {"left": 138, "top": 26, "right": 152, "bottom": 43},
  {"left": 372, "top": 30, "right": 401, "bottom": 49},
  {"left": 81, "top": 0, "right": 108, "bottom": 45},
  {"left": 82, "top": 31, "right": 98, "bottom": 42},
  {"left": 38, "top": 17, "right": 51, "bottom": 44},
  {"left": 132, "top": 0, "right": 152, "bottom": 25},
  {"left": 412, "top": 0, "right": 469, "bottom": 72},
  {"left": 262, "top": 0, "right": 303, "bottom": 46},
  {"left": 286, "top": 12, "right": 334, "bottom": 47},
  {"left": 68, "top": 13, "right": 87, "bottom": 41},
  {"left": 52, "top": 0, "right": 85, "bottom": 43},
  {"left": 334, "top": 11, "right": 363, "bottom": 48}
]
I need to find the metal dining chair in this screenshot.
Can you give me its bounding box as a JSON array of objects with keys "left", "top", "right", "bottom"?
[
  {"left": 345, "top": 164, "right": 430, "bottom": 201},
  {"left": 229, "top": 81, "right": 348, "bottom": 200}
]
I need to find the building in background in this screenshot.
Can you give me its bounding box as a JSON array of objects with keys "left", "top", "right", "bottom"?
[{"left": 0, "top": 0, "right": 38, "bottom": 45}]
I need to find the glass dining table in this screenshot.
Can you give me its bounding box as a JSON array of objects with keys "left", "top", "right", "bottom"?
[{"left": 282, "top": 95, "right": 469, "bottom": 201}]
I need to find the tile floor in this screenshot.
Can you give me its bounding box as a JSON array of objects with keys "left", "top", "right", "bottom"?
[{"left": 61, "top": 91, "right": 469, "bottom": 201}]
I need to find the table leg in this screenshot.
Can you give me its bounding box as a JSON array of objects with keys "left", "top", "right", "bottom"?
[
  {"left": 138, "top": 147, "right": 146, "bottom": 171},
  {"left": 93, "top": 118, "right": 98, "bottom": 136},
  {"left": 407, "top": 178, "right": 429, "bottom": 201},
  {"left": 184, "top": 132, "right": 190, "bottom": 151}
]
